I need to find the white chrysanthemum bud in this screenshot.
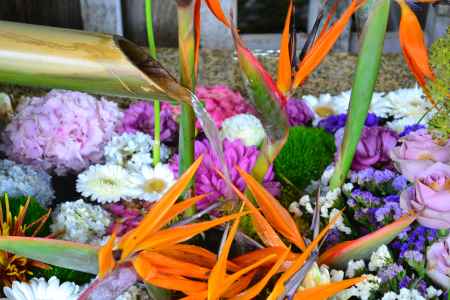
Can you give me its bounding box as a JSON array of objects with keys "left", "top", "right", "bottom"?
[{"left": 220, "top": 114, "right": 266, "bottom": 147}]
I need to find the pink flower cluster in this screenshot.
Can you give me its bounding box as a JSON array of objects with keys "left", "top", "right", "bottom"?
[
  {"left": 2, "top": 90, "right": 122, "bottom": 175},
  {"left": 196, "top": 85, "right": 255, "bottom": 127}
]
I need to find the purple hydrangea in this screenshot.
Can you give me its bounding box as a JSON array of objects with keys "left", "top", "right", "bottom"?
[
  {"left": 286, "top": 98, "right": 314, "bottom": 127},
  {"left": 399, "top": 124, "right": 426, "bottom": 137},
  {"left": 116, "top": 101, "right": 178, "bottom": 143},
  {"left": 171, "top": 139, "right": 280, "bottom": 210},
  {"left": 318, "top": 113, "right": 379, "bottom": 134},
  {"left": 1, "top": 90, "right": 122, "bottom": 175}
]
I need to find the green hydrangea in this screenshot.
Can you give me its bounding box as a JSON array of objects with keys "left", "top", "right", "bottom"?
[
  {"left": 274, "top": 126, "right": 336, "bottom": 192},
  {"left": 427, "top": 28, "right": 449, "bottom": 139}
]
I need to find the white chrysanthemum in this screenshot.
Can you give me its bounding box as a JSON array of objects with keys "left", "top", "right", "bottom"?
[
  {"left": 133, "top": 163, "right": 175, "bottom": 202},
  {"left": 104, "top": 132, "right": 170, "bottom": 172},
  {"left": 76, "top": 164, "right": 139, "bottom": 203},
  {"left": 380, "top": 288, "right": 426, "bottom": 300},
  {"left": 369, "top": 92, "right": 391, "bottom": 118},
  {"left": 368, "top": 245, "right": 392, "bottom": 271},
  {"left": 220, "top": 114, "right": 266, "bottom": 147},
  {"left": 345, "top": 260, "right": 366, "bottom": 278},
  {"left": 4, "top": 277, "right": 80, "bottom": 300},
  {"left": 332, "top": 274, "right": 381, "bottom": 300},
  {"left": 51, "top": 199, "right": 112, "bottom": 244}
]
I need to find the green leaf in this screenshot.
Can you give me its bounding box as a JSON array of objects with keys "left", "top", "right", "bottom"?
[
  {"left": 330, "top": 0, "right": 391, "bottom": 189},
  {"left": 33, "top": 265, "right": 94, "bottom": 285},
  {"left": 146, "top": 284, "right": 172, "bottom": 300},
  {"left": 0, "top": 236, "right": 99, "bottom": 274},
  {"left": 319, "top": 213, "right": 415, "bottom": 268}
]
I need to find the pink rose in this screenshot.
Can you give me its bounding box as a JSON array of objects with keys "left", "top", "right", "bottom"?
[
  {"left": 390, "top": 129, "right": 450, "bottom": 181},
  {"left": 427, "top": 235, "right": 450, "bottom": 289},
  {"left": 400, "top": 162, "right": 450, "bottom": 229}
]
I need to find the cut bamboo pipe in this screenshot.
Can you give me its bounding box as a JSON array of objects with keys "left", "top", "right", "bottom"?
[{"left": 0, "top": 21, "right": 191, "bottom": 103}]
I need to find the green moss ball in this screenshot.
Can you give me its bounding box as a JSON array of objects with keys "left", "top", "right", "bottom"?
[{"left": 274, "top": 126, "right": 336, "bottom": 191}]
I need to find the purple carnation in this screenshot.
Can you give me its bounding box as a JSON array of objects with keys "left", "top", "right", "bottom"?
[
  {"left": 1, "top": 90, "right": 122, "bottom": 175},
  {"left": 318, "top": 113, "right": 379, "bottom": 134},
  {"left": 171, "top": 139, "right": 280, "bottom": 210},
  {"left": 286, "top": 98, "right": 314, "bottom": 126},
  {"left": 335, "top": 126, "right": 398, "bottom": 171},
  {"left": 116, "top": 101, "right": 178, "bottom": 143},
  {"left": 399, "top": 124, "right": 426, "bottom": 137}
]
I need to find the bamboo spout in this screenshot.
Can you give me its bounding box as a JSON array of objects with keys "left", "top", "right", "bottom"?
[{"left": 0, "top": 21, "right": 191, "bottom": 103}]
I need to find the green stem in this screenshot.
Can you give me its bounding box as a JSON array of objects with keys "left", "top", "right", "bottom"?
[
  {"left": 145, "top": 0, "right": 161, "bottom": 166},
  {"left": 177, "top": 1, "right": 197, "bottom": 216}
]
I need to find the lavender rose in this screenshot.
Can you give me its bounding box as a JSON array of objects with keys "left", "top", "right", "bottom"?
[
  {"left": 335, "top": 126, "right": 398, "bottom": 171},
  {"left": 400, "top": 162, "right": 450, "bottom": 229},
  {"left": 390, "top": 129, "right": 450, "bottom": 181},
  {"left": 427, "top": 235, "right": 450, "bottom": 289}
]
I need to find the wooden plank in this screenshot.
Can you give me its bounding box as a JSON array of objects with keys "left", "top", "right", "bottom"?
[
  {"left": 200, "top": 0, "right": 237, "bottom": 49},
  {"left": 79, "top": 0, "right": 123, "bottom": 35},
  {"left": 0, "top": 0, "right": 83, "bottom": 29}
]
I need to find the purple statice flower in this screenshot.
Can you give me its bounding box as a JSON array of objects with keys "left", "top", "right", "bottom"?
[
  {"left": 391, "top": 226, "right": 438, "bottom": 258},
  {"left": 116, "top": 101, "right": 178, "bottom": 143},
  {"left": 171, "top": 139, "right": 280, "bottom": 210},
  {"left": 403, "top": 250, "right": 424, "bottom": 264},
  {"left": 377, "top": 263, "right": 404, "bottom": 282},
  {"left": 375, "top": 202, "right": 404, "bottom": 223},
  {"left": 286, "top": 98, "right": 314, "bottom": 126},
  {"left": 318, "top": 113, "right": 379, "bottom": 134},
  {"left": 323, "top": 228, "right": 342, "bottom": 250},
  {"left": 392, "top": 175, "right": 408, "bottom": 192},
  {"left": 416, "top": 280, "right": 428, "bottom": 297},
  {"left": 351, "top": 168, "right": 376, "bottom": 185},
  {"left": 399, "top": 124, "right": 426, "bottom": 137},
  {"left": 354, "top": 207, "right": 378, "bottom": 226},
  {"left": 399, "top": 275, "right": 412, "bottom": 289},
  {"left": 351, "top": 189, "right": 381, "bottom": 206},
  {"left": 384, "top": 195, "right": 400, "bottom": 203},
  {"left": 373, "top": 169, "right": 396, "bottom": 184},
  {"left": 347, "top": 198, "right": 357, "bottom": 207}
]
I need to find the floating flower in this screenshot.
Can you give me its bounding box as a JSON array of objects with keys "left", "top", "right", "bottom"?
[
  {"left": 285, "top": 98, "right": 314, "bottom": 126},
  {"left": 0, "top": 159, "right": 54, "bottom": 208},
  {"left": 116, "top": 101, "right": 178, "bottom": 143},
  {"left": 195, "top": 85, "right": 255, "bottom": 127},
  {"left": 335, "top": 126, "right": 398, "bottom": 171},
  {"left": 51, "top": 199, "right": 112, "bottom": 244},
  {"left": 220, "top": 114, "right": 266, "bottom": 147},
  {"left": 1, "top": 90, "right": 122, "bottom": 175},
  {"left": 132, "top": 163, "right": 176, "bottom": 202},
  {"left": 104, "top": 132, "right": 170, "bottom": 172},
  {"left": 171, "top": 139, "right": 279, "bottom": 210},
  {"left": 427, "top": 235, "right": 450, "bottom": 289},
  {"left": 76, "top": 164, "right": 139, "bottom": 203},
  {"left": 400, "top": 162, "right": 450, "bottom": 229},
  {"left": 3, "top": 276, "right": 80, "bottom": 300},
  {"left": 390, "top": 129, "right": 450, "bottom": 181}
]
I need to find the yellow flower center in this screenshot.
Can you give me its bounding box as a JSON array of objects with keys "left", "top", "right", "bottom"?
[
  {"left": 144, "top": 178, "right": 167, "bottom": 194},
  {"left": 315, "top": 106, "right": 335, "bottom": 118}
]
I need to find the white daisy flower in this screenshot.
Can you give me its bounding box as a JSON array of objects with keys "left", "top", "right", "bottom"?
[
  {"left": 304, "top": 93, "right": 342, "bottom": 120},
  {"left": 221, "top": 114, "right": 266, "bottom": 147},
  {"left": 133, "top": 163, "right": 175, "bottom": 202},
  {"left": 76, "top": 164, "right": 139, "bottom": 203},
  {"left": 4, "top": 277, "right": 80, "bottom": 300}
]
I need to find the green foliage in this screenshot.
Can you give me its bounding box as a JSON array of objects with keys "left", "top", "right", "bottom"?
[
  {"left": 3, "top": 195, "right": 50, "bottom": 237},
  {"left": 274, "top": 126, "right": 335, "bottom": 194},
  {"left": 33, "top": 265, "right": 94, "bottom": 285},
  {"left": 427, "top": 28, "right": 450, "bottom": 139}
]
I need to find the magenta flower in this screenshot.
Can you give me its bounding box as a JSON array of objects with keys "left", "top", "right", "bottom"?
[
  {"left": 116, "top": 101, "right": 178, "bottom": 143},
  {"left": 196, "top": 85, "right": 255, "bottom": 128},
  {"left": 390, "top": 129, "right": 450, "bottom": 181},
  {"left": 427, "top": 235, "right": 450, "bottom": 289},
  {"left": 171, "top": 138, "right": 280, "bottom": 210},
  {"left": 286, "top": 98, "right": 314, "bottom": 126},
  {"left": 1, "top": 90, "right": 122, "bottom": 175},
  {"left": 400, "top": 162, "right": 450, "bottom": 229},
  {"left": 335, "top": 126, "right": 398, "bottom": 171}
]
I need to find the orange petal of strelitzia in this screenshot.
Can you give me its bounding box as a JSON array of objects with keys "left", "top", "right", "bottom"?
[
  {"left": 98, "top": 230, "right": 116, "bottom": 279},
  {"left": 293, "top": 0, "right": 365, "bottom": 88},
  {"left": 119, "top": 156, "right": 203, "bottom": 260},
  {"left": 277, "top": 0, "right": 294, "bottom": 94},
  {"left": 204, "top": 0, "right": 230, "bottom": 27},
  {"left": 237, "top": 167, "right": 306, "bottom": 250},
  {"left": 293, "top": 277, "right": 366, "bottom": 299},
  {"left": 397, "top": 0, "right": 435, "bottom": 87}
]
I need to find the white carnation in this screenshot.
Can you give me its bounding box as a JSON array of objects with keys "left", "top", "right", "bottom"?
[
  {"left": 51, "top": 199, "right": 112, "bottom": 244},
  {"left": 381, "top": 288, "right": 426, "bottom": 300},
  {"left": 345, "top": 260, "right": 366, "bottom": 278},
  {"left": 368, "top": 245, "right": 392, "bottom": 271},
  {"left": 220, "top": 114, "right": 266, "bottom": 147}
]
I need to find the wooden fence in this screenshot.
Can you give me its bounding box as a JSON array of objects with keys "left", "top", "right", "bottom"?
[{"left": 0, "top": 0, "right": 448, "bottom": 53}]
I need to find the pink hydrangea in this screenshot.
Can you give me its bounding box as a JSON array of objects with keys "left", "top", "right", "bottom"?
[
  {"left": 196, "top": 85, "right": 255, "bottom": 127},
  {"left": 116, "top": 101, "right": 178, "bottom": 143},
  {"left": 1, "top": 90, "right": 122, "bottom": 175}
]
